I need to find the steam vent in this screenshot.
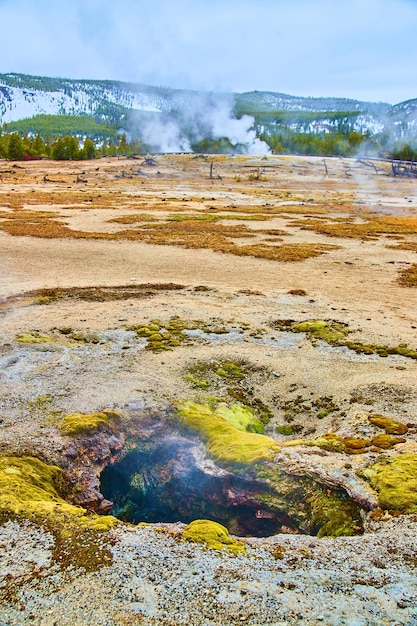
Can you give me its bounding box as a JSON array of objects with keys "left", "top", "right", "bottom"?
[{"left": 98, "top": 408, "right": 363, "bottom": 538}]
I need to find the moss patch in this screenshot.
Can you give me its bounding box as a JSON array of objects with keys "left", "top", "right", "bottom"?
[
  {"left": 182, "top": 519, "right": 246, "bottom": 555},
  {"left": 176, "top": 401, "right": 279, "bottom": 465},
  {"left": 398, "top": 264, "right": 417, "bottom": 287},
  {"left": 308, "top": 490, "right": 364, "bottom": 537},
  {"left": 183, "top": 358, "right": 273, "bottom": 425},
  {"left": 362, "top": 454, "right": 417, "bottom": 512},
  {"left": 255, "top": 467, "right": 363, "bottom": 537},
  {"left": 60, "top": 410, "right": 122, "bottom": 435},
  {"left": 272, "top": 319, "right": 349, "bottom": 343},
  {"left": 296, "top": 215, "right": 417, "bottom": 240},
  {"left": 129, "top": 316, "right": 229, "bottom": 352},
  {"left": 368, "top": 414, "right": 408, "bottom": 435},
  {"left": 14, "top": 283, "right": 186, "bottom": 305},
  {"left": 231, "top": 242, "right": 338, "bottom": 262},
  {"left": 308, "top": 433, "right": 371, "bottom": 454},
  {"left": 275, "top": 393, "right": 339, "bottom": 426},
  {"left": 215, "top": 404, "right": 264, "bottom": 434},
  {"left": 271, "top": 319, "right": 417, "bottom": 360},
  {"left": 370, "top": 434, "right": 406, "bottom": 449},
  {"left": 16, "top": 331, "right": 54, "bottom": 344},
  {"left": 0, "top": 456, "right": 118, "bottom": 570}
]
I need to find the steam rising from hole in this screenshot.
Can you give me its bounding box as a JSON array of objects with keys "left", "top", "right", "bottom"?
[{"left": 127, "top": 92, "right": 270, "bottom": 154}]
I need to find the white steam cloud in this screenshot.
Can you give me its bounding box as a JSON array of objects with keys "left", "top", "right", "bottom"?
[{"left": 128, "top": 93, "right": 270, "bottom": 154}]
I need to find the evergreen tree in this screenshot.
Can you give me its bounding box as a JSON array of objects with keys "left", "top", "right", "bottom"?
[
  {"left": 32, "top": 133, "right": 46, "bottom": 157},
  {"left": 117, "top": 133, "right": 129, "bottom": 154},
  {"left": 83, "top": 137, "right": 96, "bottom": 159},
  {"left": 8, "top": 132, "right": 24, "bottom": 160},
  {"left": 51, "top": 135, "right": 80, "bottom": 160}
]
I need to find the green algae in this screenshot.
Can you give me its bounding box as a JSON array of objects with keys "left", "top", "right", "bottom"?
[
  {"left": 307, "top": 489, "right": 364, "bottom": 537},
  {"left": 362, "top": 454, "right": 417, "bottom": 512},
  {"left": 290, "top": 320, "right": 349, "bottom": 343},
  {"left": 60, "top": 410, "right": 122, "bottom": 435},
  {"left": 16, "top": 331, "right": 54, "bottom": 344},
  {"left": 276, "top": 425, "right": 298, "bottom": 436},
  {"left": 176, "top": 401, "right": 280, "bottom": 465},
  {"left": 271, "top": 318, "right": 417, "bottom": 360},
  {"left": 184, "top": 374, "right": 210, "bottom": 389},
  {"left": 183, "top": 358, "right": 273, "bottom": 425},
  {"left": 182, "top": 519, "right": 246, "bottom": 555},
  {"left": 216, "top": 362, "right": 245, "bottom": 379},
  {"left": 215, "top": 404, "right": 264, "bottom": 434},
  {"left": 129, "top": 316, "right": 197, "bottom": 352},
  {"left": 343, "top": 341, "right": 417, "bottom": 360},
  {"left": 255, "top": 467, "right": 364, "bottom": 537},
  {"left": 0, "top": 456, "right": 118, "bottom": 570},
  {"left": 130, "top": 317, "right": 254, "bottom": 352}
]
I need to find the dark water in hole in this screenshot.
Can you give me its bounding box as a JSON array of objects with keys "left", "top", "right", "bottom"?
[
  {"left": 100, "top": 424, "right": 364, "bottom": 538},
  {"left": 100, "top": 444, "right": 295, "bottom": 538}
]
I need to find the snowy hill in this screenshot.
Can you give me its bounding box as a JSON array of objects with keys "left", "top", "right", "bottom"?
[{"left": 0, "top": 73, "right": 415, "bottom": 149}]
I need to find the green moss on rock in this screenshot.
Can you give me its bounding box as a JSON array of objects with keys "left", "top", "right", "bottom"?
[
  {"left": 362, "top": 454, "right": 417, "bottom": 512},
  {"left": 308, "top": 433, "right": 347, "bottom": 452},
  {"left": 368, "top": 414, "right": 408, "bottom": 435},
  {"left": 176, "top": 401, "right": 279, "bottom": 465},
  {"left": 272, "top": 319, "right": 417, "bottom": 360},
  {"left": 182, "top": 519, "right": 246, "bottom": 555},
  {"left": 308, "top": 489, "right": 364, "bottom": 537},
  {"left": 370, "top": 434, "right": 406, "bottom": 449},
  {"left": 16, "top": 331, "right": 53, "bottom": 344},
  {"left": 0, "top": 456, "right": 118, "bottom": 571},
  {"left": 215, "top": 404, "right": 264, "bottom": 434},
  {"left": 290, "top": 320, "right": 349, "bottom": 343},
  {"left": 60, "top": 411, "right": 122, "bottom": 435},
  {"left": 0, "top": 456, "right": 116, "bottom": 528}
]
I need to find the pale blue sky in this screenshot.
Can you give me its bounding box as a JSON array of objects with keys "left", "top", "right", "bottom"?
[{"left": 1, "top": 0, "right": 416, "bottom": 103}]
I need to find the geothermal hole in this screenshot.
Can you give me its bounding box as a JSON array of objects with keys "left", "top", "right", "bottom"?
[
  {"left": 100, "top": 441, "right": 295, "bottom": 538},
  {"left": 99, "top": 433, "right": 363, "bottom": 538}
]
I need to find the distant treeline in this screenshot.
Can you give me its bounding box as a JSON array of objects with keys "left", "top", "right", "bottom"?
[
  {"left": 0, "top": 129, "right": 139, "bottom": 160},
  {"left": 260, "top": 127, "right": 417, "bottom": 160},
  {"left": 1, "top": 113, "right": 417, "bottom": 160},
  {"left": 5, "top": 114, "right": 120, "bottom": 140}
]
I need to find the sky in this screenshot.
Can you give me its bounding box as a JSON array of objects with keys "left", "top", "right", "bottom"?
[{"left": 0, "top": 0, "right": 416, "bottom": 104}]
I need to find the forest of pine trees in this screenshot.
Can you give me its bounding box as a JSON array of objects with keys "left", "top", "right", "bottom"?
[{"left": 1, "top": 121, "right": 416, "bottom": 161}]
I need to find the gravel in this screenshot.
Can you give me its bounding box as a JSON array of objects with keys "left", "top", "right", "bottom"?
[{"left": 1, "top": 516, "right": 417, "bottom": 625}]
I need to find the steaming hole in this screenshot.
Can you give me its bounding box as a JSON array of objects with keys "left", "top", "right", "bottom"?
[
  {"left": 99, "top": 437, "right": 362, "bottom": 538},
  {"left": 100, "top": 447, "right": 290, "bottom": 537}
]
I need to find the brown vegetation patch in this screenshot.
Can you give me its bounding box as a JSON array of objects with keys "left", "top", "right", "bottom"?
[
  {"left": 217, "top": 203, "right": 329, "bottom": 216},
  {"left": 0, "top": 207, "right": 340, "bottom": 262},
  {"left": 294, "top": 215, "right": 417, "bottom": 240},
  {"left": 108, "top": 213, "right": 159, "bottom": 224},
  {"left": 10, "top": 283, "right": 186, "bottom": 305},
  {"left": 389, "top": 242, "right": 417, "bottom": 253},
  {"left": 118, "top": 220, "right": 255, "bottom": 248},
  {"left": 398, "top": 264, "right": 417, "bottom": 287},
  {"left": 231, "top": 243, "right": 339, "bottom": 262}
]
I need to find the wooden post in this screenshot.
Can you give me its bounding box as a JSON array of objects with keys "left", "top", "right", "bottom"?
[{"left": 209, "top": 162, "right": 213, "bottom": 178}]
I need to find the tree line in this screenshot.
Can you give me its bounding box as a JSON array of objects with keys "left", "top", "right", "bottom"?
[
  {"left": 0, "top": 131, "right": 141, "bottom": 160},
  {"left": 1, "top": 126, "right": 416, "bottom": 161}
]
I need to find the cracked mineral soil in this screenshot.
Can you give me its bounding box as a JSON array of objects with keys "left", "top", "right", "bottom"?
[{"left": 1, "top": 154, "right": 417, "bottom": 625}]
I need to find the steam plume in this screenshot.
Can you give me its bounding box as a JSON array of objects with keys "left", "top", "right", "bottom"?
[{"left": 127, "top": 92, "right": 270, "bottom": 154}]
